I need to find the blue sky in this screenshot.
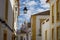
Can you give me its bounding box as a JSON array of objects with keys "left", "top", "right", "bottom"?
[{"left": 17, "top": 0, "right": 50, "bottom": 29}]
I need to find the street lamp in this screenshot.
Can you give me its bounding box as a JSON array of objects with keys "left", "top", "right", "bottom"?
[
  {"left": 23, "top": 6, "right": 28, "bottom": 14},
  {"left": 23, "top": 4, "right": 28, "bottom": 40}
]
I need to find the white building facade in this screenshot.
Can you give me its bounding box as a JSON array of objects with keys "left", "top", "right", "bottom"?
[
  {"left": 0, "top": 0, "right": 19, "bottom": 40},
  {"left": 31, "top": 10, "right": 50, "bottom": 40},
  {"left": 41, "top": 0, "right": 60, "bottom": 40}
]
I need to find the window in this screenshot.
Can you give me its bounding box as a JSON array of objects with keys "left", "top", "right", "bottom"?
[
  {"left": 15, "top": 7, "right": 18, "bottom": 11},
  {"left": 57, "top": 12, "right": 60, "bottom": 20},
  {"left": 45, "top": 30, "right": 47, "bottom": 40},
  {"left": 56, "top": 0, "right": 60, "bottom": 21},
  {"left": 52, "top": 28, "right": 54, "bottom": 40},
  {"left": 20, "top": 36, "right": 23, "bottom": 40},
  {"left": 24, "top": 38, "right": 25, "bottom": 40},
  {"left": 12, "top": 34, "right": 15, "bottom": 40},
  {"left": 52, "top": 4, "right": 54, "bottom": 23},
  {"left": 38, "top": 22, "right": 42, "bottom": 36},
  {"left": 0, "top": 24, "right": 1, "bottom": 29},
  {"left": 57, "top": 27, "right": 60, "bottom": 40},
  {"left": 5, "top": 0, "right": 8, "bottom": 21},
  {"left": 3, "top": 30, "right": 7, "bottom": 40}
]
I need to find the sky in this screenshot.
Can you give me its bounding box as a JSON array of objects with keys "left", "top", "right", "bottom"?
[{"left": 17, "top": 0, "right": 50, "bottom": 30}]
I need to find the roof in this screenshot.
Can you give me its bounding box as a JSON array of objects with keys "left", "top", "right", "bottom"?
[{"left": 32, "top": 10, "right": 50, "bottom": 16}]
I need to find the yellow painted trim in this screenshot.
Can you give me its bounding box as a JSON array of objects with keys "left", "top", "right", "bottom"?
[
  {"left": 4, "top": 0, "right": 8, "bottom": 22},
  {"left": 31, "top": 15, "right": 36, "bottom": 40}
]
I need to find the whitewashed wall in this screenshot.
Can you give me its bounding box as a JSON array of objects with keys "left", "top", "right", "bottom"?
[
  {"left": 0, "top": 0, "right": 14, "bottom": 40},
  {"left": 42, "top": 20, "right": 51, "bottom": 40},
  {"left": 7, "top": 0, "right": 14, "bottom": 40},
  {"left": 36, "top": 15, "right": 49, "bottom": 40},
  {"left": 0, "top": 0, "right": 5, "bottom": 20},
  {"left": 0, "top": 0, "right": 6, "bottom": 40},
  {"left": 8, "top": 0, "right": 14, "bottom": 29},
  {"left": 50, "top": 0, "right": 60, "bottom": 40}
]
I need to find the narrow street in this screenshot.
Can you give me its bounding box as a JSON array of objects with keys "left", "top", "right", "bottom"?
[{"left": 0, "top": 0, "right": 60, "bottom": 40}]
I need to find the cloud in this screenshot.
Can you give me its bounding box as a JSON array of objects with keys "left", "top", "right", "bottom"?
[
  {"left": 18, "top": 16, "right": 26, "bottom": 24},
  {"left": 17, "top": 23, "right": 22, "bottom": 29},
  {"left": 27, "top": 10, "right": 33, "bottom": 16},
  {"left": 41, "top": 3, "right": 50, "bottom": 8},
  {"left": 39, "top": 0, "right": 50, "bottom": 8},
  {"left": 18, "top": 18, "right": 23, "bottom": 21},
  {"left": 27, "top": 1, "right": 37, "bottom": 6},
  {"left": 40, "top": 0, "right": 46, "bottom": 4}
]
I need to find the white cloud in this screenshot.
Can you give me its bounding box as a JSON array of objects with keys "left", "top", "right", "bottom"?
[
  {"left": 17, "top": 23, "right": 22, "bottom": 29},
  {"left": 40, "top": 0, "right": 46, "bottom": 4},
  {"left": 20, "top": 13, "right": 24, "bottom": 15},
  {"left": 18, "top": 23, "right": 22, "bottom": 26},
  {"left": 39, "top": 0, "right": 50, "bottom": 9},
  {"left": 41, "top": 3, "right": 50, "bottom": 8},
  {"left": 27, "top": 1, "right": 37, "bottom": 6},
  {"left": 27, "top": 10, "right": 32, "bottom": 17},
  {"left": 23, "top": 2, "right": 25, "bottom": 4}
]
